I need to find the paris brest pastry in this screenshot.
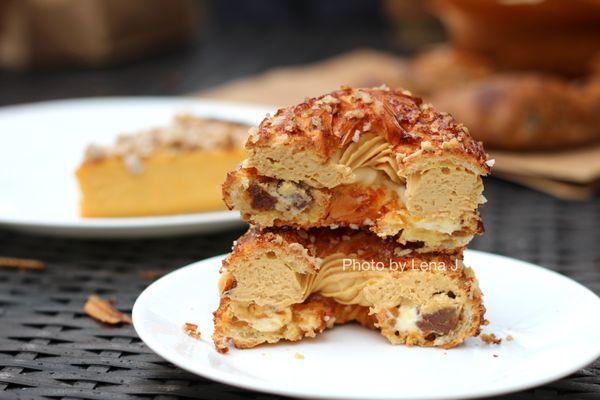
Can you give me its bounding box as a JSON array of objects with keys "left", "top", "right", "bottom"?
[
  {"left": 213, "top": 86, "right": 490, "bottom": 353},
  {"left": 223, "top": 86, "right": 491, "bottom": 253},
  {"left": 212, "top": 228, "right": 485, "bottom": 352}
]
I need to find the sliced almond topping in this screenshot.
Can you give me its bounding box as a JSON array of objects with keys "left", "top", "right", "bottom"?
[
  {"left": 183, "top": 322, "right": 201, "bottom": 340},
  {"left": 0, "top": 256, "right": 45, "bottom": 270},
  {"left": 84, "top": 295, "right": 132, "bottom": 325}
]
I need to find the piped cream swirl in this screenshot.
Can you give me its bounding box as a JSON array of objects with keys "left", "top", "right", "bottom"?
[
  {"left": 338, "top": 133, "right": 402, "bottom": 184},
  {"left": 301, "top": 253, "right": 387, "bottom": 306}
]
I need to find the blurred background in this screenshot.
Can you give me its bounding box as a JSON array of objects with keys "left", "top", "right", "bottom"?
[
  {"left": 1, "top": 0, "right": 419, "bottom": 104},
  {"left": 1, "top": 0, "right": 599, "bottom": 200}
]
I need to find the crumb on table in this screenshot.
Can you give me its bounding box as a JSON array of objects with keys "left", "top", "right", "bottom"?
[
  {"left": 506, "top": 335, "right": 514, "bottom": 341},
  {"left": 140, "top": 270, "right": 162, "bottom": 280},
  {"left": 84, "top": 295, "right": 132, "bottom": 325},
  {"left": 0, "top": 256, "right": 45, "bottom": 270},
  {"left": 294, "top": 352, "right": 305, "bottom": 360}
]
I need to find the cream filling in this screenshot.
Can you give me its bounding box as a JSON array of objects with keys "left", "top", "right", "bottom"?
[
  {"left": 337, "top": 133, "right": 403, "bottom": 185},
  {"left": 229, "top": 253, "right": 388, "bottom": 315},
  {"left": 302, "top": 254, "right": 388, "bottom": 307},
  {"left": 230, "top": 302, "right": 293, "bottom": 332},
  {"left": 271, "top": 181, "right": 313, "bottom": 216},
  {"left": 391, "top": 305, "right": 421, "bottom": 333},
  {"left": 353, "top": 167, "right": 407, "bottom": 205}
]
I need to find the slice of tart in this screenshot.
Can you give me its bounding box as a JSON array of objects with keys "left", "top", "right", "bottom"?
[
  {"left": 76, "top": 114, "right": 249, "bottom": 217},
  {"left": 212, "top": 227, "right": 485, "bottom": 352},
  {"left": 222, "top": 86, "right": 491, "bottom": 252}
]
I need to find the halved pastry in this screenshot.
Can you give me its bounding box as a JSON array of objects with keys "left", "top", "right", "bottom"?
[
  {"left": 223, "top": 86, "right": 491, "bottom": 252},
  {"left": 76, "top": 114, "right": 249, "bottom": 217},
  {"left": 212, "top": 227, "right": 485, "bottom": 352}
]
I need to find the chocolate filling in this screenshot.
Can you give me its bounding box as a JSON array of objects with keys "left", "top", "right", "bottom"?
[
  {"left": 247, "top": 182, "right": 277, "bottom": 210},
  {"left": 417, "top": 307, "right": 459, "bottom": 335}
]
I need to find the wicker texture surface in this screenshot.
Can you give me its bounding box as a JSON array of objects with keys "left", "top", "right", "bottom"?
[{"left": 0, "top": 178, "right": 599, "bottom": 400}]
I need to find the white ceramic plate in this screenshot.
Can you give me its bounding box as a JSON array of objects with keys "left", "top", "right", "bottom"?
[
  {"left": 0, "top": 97, "right": 273, "bottom": 238},
  {"left": 133, "top": 250, "right": 600, "bottom": 400}
]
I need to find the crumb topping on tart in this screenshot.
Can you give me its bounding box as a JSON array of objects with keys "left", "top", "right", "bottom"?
[{"left": 84, "top": 114, "right": 250, "bottom": 163}]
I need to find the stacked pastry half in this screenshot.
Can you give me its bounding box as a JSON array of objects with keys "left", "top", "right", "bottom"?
[{"left": 213, "top": 86, "right": 492, "bottom": 352}]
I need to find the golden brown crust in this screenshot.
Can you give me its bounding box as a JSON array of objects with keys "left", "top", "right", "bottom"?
[
  {"left": 213, "top": 295, "right": 342, "bottom": 352},
  {"left": 227, "top": 227, "right": 464, "bottom": 272},
  {"left": 246, "top": 86, "right": 490, "bottom": 174},
  {"left": 213, "top": 293, "right": 483, "bottom": 352}
]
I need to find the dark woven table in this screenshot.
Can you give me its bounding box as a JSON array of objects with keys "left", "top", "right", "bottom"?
[{"left": 0, "top": 177, "right": 598, "bottom": 400}]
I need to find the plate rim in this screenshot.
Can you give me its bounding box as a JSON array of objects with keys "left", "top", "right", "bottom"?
[
  {"left": 0, "top": 209, "right": 240, "bottom": 228},
  {"left": 132, "top": 249, "right": 600, "bottom": 400}
]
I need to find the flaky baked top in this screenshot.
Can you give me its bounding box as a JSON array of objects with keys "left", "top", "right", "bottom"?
[{"left": 247, "top": 86, "right": 490, "bottom": 173}]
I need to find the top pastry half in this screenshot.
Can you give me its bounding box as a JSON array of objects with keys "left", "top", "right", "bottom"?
[{"left": 223, "top": 86, "right": 492, "bottom": 253}]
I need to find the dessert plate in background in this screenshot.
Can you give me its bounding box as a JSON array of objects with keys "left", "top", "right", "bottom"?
[
  {"left": 133, "top": 250, "right": 600, "bottom": 400},
  {"left": 0, "top": 97, "right": 272, "bottom": 238}
]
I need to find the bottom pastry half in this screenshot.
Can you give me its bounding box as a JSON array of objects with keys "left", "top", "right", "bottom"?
[{"left": 213, "top": 228, "right": 485, "bottom": 352}]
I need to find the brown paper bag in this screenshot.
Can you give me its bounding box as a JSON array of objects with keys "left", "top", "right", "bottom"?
[
  {"left": 488, "top": 145, "right": 600, "bottom": 200},
  {"left": 201, "top": 49, "right": 409, "bottom": 107}
]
